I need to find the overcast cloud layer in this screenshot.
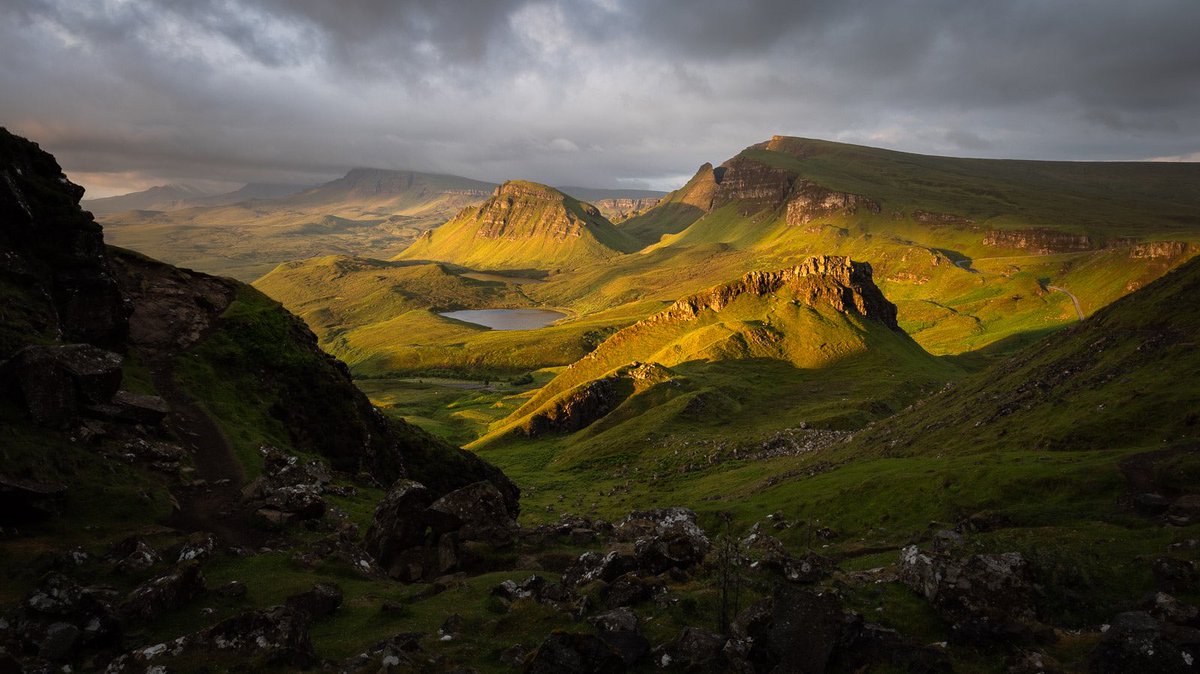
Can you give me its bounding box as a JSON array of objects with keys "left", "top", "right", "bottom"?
[{"left": 2, "top": 0, "right": 1199, "bottom": 197}]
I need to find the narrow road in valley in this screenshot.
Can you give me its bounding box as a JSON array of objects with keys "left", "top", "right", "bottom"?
[{"left": 1048, "top": 285, "right": 1084, "bottom": 320}]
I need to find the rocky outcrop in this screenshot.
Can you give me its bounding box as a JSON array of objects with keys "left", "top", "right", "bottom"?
[
  {"left": 525, "top": 377, "right": 623, "bottom": 437},
  {"left": 983, "top": 228, "right": 1094, "bottom": 253},
  {"left": 1130, "top": 240, "right": 1190, "bottom": 259},
  {"left": 364, "top": 479, "right": 519, "bottom": 582},
  {"left": 911, "top": 209, "right": 974, "bottom": 225},
  {"left": 711, "top": 156, "right": 797, "bottom": 215},
  {"left": 649, "top": 256, "right": 899, "bottom": 330},
  {"left": 785, "top": 179, "right": 880, "bottom": 225},
  {"left": 105, "top": 604, "right": 318, "bottom": 672},
  {"left": 0, "top": 476, "right": 67, "bottom": 525},
  {"left": 0, "top": 128, "right": 127, "bottom": 357},
  {"left": 4, "top": 573, "right": 122, "bottom": 667},
  {"left": 899, "top": 545, "right": 1042, "bottom": 643},
  {"left": 592, "top": 197, "right": 660, "bottom": 222},
  {"left": 2, "top": 344, "right": 124, "bottom": 426},
  {"left": 241, "top": 446, "right": 331, "bottom": 526}
]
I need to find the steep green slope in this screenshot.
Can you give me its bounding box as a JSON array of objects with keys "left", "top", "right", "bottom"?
[
  {"left": 474, "top": 257, "right": 958, "bottom": 466},
  {"left": 396, "top": 180, "right": 640, "bottom": 270},
  {"left": 844, "top": 253, "right": 1200, "bottom": 458}
]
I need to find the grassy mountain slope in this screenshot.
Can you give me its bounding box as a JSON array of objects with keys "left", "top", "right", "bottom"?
[
  {"left": 396, "top": 180, "right": 640, "bottom": 270},
  {"left": 474, "top": 257, "right": 958, "bottom": 468}
]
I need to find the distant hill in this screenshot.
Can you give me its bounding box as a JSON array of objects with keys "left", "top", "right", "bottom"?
[
  {"left": 98, "top": 168, "right": 500, "bottom": 280},
  {"left": 82, "top": 184, "right": 216, "bottom": 215},
  {"left": 396, "top": 180, "right": 641, "bottom": 270}
]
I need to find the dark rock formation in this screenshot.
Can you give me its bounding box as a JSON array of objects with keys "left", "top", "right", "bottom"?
[
  {"left": 616, "top": 508, "right": 711, "bottom": 575},
  {"left": 241, "top": 446, "right": 330, "bottom": 526},
  {"left": 105, "top": 604, "right": 317, "bottom": 672},
  {"left": 1089, "top": 611, "right": 1200, "bottom": 674},
  {"left": 2, "top": 344, "right": 123, "bottom": 426},
  {"left": 284, "top": 582, "right": 343, "bottom": 621},
  {"left": 0, "top": 127, "right": 127, "bottom": 357},
  {"left": 899, "top": 545, "right": 1041, "bottom": 643},
  {"left": 1130, "top": 240, "right": 1191, "bottom": 259},
  {"left": 5, "top": 573, "right": 121, "bottom": 665},
  {"left": 118, "top": 562, "right": 206, "bottom": 623},
  {"left": 364, "top": 479, "right": 519, "bottom": 582},
  {"left": 0, "top": 476, "right": 67, "bottom": 525},
  {"left": 524, "top": 632, "right": 625, "bottom": 674},
  {"left": 911, "top": 209, "right": 973, "bottom": 225},
  {"left": 711, "top": 156, "right": 798, "bottom": 215},
  {"left": 525, "top": 377, "right": 623, "bottom": 437}
]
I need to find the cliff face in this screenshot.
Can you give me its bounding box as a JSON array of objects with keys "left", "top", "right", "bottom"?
[
  {"left": 649, "top": 255, "right": 899, "bottom": 330},
  {"left": 0, "top": 128, "right": 517, "bottom": 504},
  {"left": 710, "top": 156, "right": 796, "bottom": 215},
  {"left": 785, "top": 180, "right": 881, "bottom": 225},
  {"left": 593, "top": 197, "right": 661, "bottom": 222},
  {"left": 982, "top": 228, "right": 1094, "bottom": 254},
  {"left": 0, "top": 128, "right": 127, "bottom": 356}
]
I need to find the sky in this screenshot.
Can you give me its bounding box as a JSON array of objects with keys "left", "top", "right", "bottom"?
[{"left": 2, "top": 0, "right": 1199, "bottom": 197}]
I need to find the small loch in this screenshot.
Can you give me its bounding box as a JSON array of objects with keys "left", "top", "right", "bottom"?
[{"left": 438, "top": 308, "right": 566, "bottom": 330}]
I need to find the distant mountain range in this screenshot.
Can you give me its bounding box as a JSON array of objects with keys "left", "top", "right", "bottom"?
[
  {"left": 82, "top": 182, "right": 312, "bottom": 215},
  {"left": 94, "top": 169, "right": 665, "bottom": 279}
]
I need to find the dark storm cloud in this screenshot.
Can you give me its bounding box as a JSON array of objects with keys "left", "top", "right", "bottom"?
[{"left": 1, "top": 0, "right": 1198, "bottom": 196}]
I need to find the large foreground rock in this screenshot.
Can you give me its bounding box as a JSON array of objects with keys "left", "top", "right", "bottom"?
[
  {"left": 2, "top": 344, "right": 123, "bottom": 425},
  {"left": 899, "top": 545, "right": 1041, "bottom": 642},
  {"left": 364, "top": 479, "right": 519, "bottom": 582}
]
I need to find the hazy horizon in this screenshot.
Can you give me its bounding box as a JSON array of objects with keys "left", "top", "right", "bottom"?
[{"left": 3, "top": 0, "right": 1199, "bottom": 198}]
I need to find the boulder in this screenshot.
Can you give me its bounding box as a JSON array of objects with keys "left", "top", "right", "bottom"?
[
  {"left": 1090, "top": 611, "right": 1200, "bottom": 674},
  {"left": 602, "top": 573, "right": 663, "bottom": 610},
  {"left": 899, "top": 545, "right": 1039, "bottom": 642},
  {"left": 652, "top": 626, "right": 728, "bottom": 673},
  {"left": 426, "top": 480, "right": 518, "bottom": 546},
  {"left": 0, "top": 476, "right": 66, "bottom": 525},
  {"left": 118, "top": 561, "right": 206, "bottom": 623},
  {"left": 105, "top": 390, "right": 169, "bottom": 425},
  {"left": 284, "top": 582, "right": 343, "bottom": 621},
  {"left": 2, "top": 344, "right": 123, "bottom": 425},
  {"left": 112, "top": 537, "right": 162, "bottom": 574},
  {"left": 241, "top": 446, "right": 330, "bottom": 525},
  {"left": 336, "top": 632, "right": 426, "bottom": 673},
  {"left": 1154, "top": 557, "right": 1199, "bottom": 594},
  {"left": 524, "top": 632, "right": 624, "bottom": 674},
  {"left": 589, "top": 608, "right": 649, "bottom": 666},
  {"left": 768, "top": 587, "right": 844, "bottom": 674},
  {"left": 743, "top": 530, "right": 831, "bottom": 583},
  {"left": 105, "top": 604, "right": 316, "bottom": 672},
  {"left": 564, "top": 551, "right": 639, "bottom": 588},
  {"left": 8, "top": 573, "right": 120, "bottom": 663},
  {"left": 363, "top": 480, "right": 436, "bottom": 581},
  {"left": 616, "top": 508, "right": 710, "bottom": 574}
]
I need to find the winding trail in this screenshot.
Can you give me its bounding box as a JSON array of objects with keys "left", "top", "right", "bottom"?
[
  {"left": 152, "top": 363, "right": 261, "bottom": 549},
  {"left": 1048, "top": 285, "right": 1084, "bottom": 320}
]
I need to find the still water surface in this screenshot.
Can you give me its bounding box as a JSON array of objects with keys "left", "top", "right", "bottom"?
[{"left": 438, "top": 308, "right": 565, "bottom": 330}]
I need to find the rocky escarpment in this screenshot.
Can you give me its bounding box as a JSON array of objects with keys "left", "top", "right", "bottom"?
[
  {"left": 650, "top": 256, "right": 899, "bottom": 331},
  {"left": 593, "top": 197, "right": 661, "bottom": 222},
  {"left": 0, "top": 128, "right": 127, "bottom": 356},
  {"left": 471, "top": 181, "right": 609, "bottom": 242},
  {"left": 676, "top": 153, "right": 879, "bottom": 223},
  {"left": 785, "top": 179, "right": 881, "bottom": 225},
  {"left": 983, "top": 228, "right": 1094, "bottom": 254},
  {"left": 1129, "top": 240, "right": 1191, "bottom": 259}
]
